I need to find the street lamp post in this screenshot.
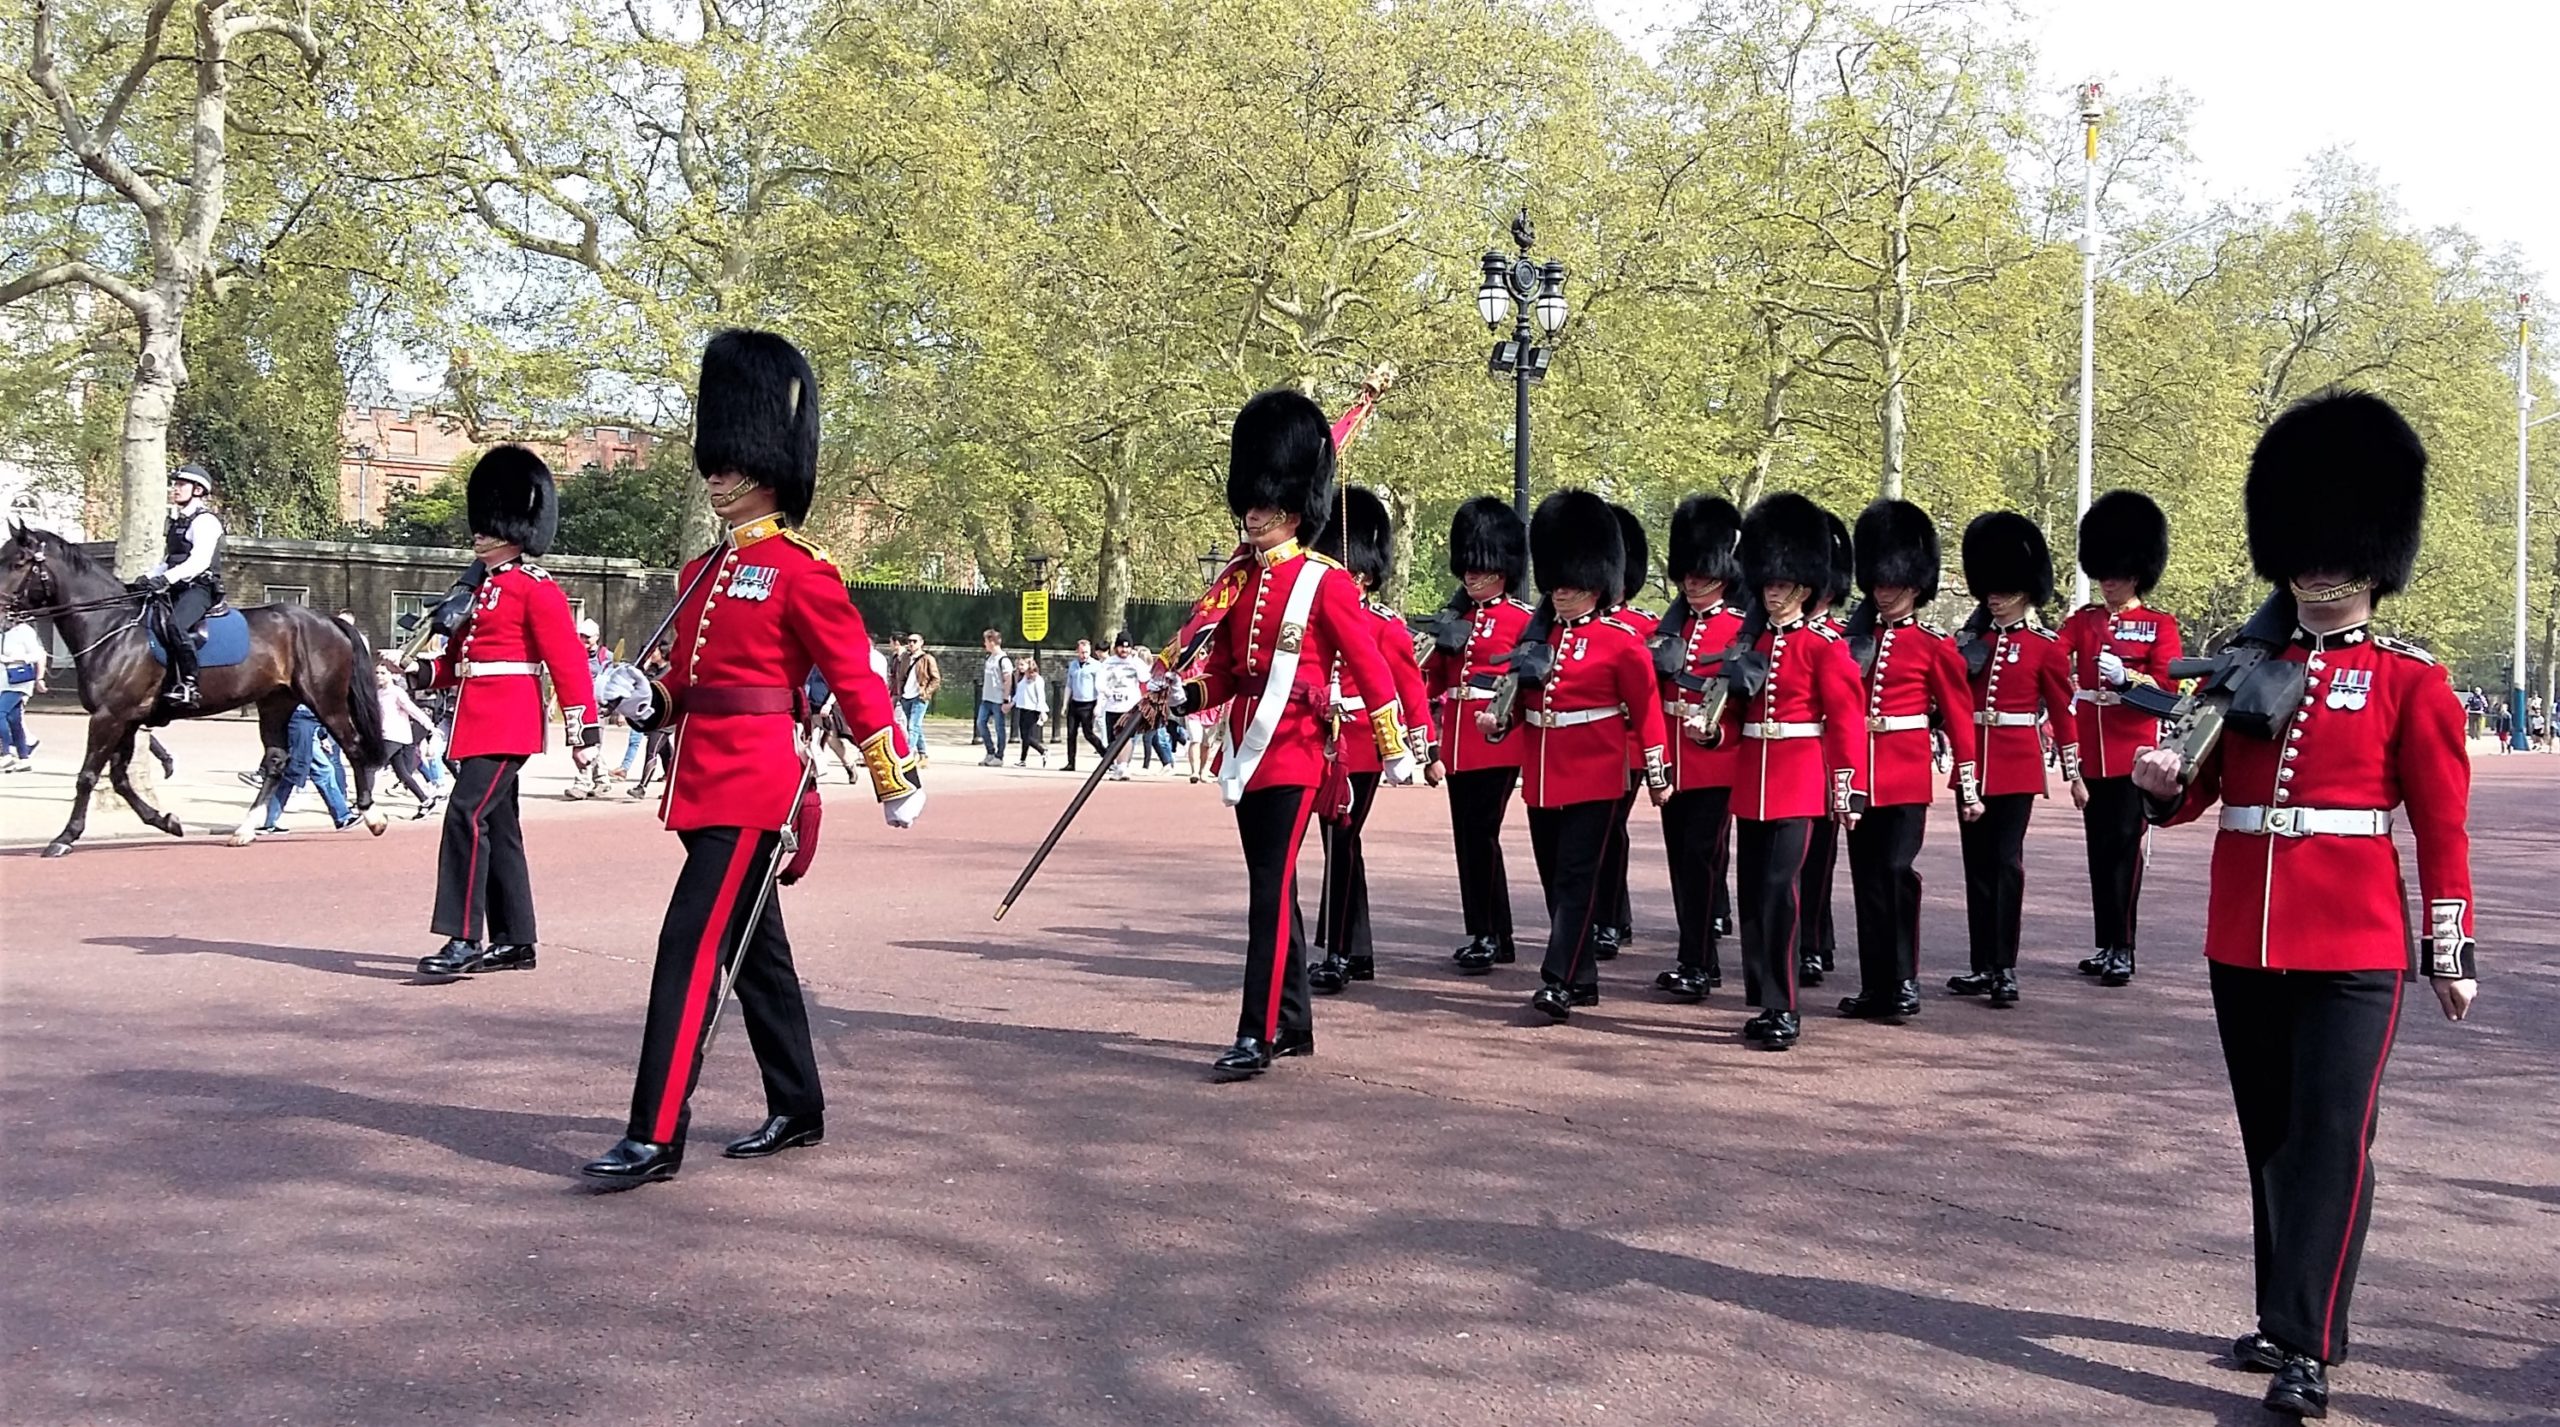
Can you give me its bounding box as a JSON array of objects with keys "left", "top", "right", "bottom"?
[
  {"left": 352, "top": 440, "right": 375, "bottom": 526},
  {"left": 1198, "top": 550, "right": 1225, "bottom": 587},
  {"left": 1479, "top": 209, "right": 1568, "bottom": 518},
  {"left": 2073, "top": 81, "right": 2104, "bottom": 609},
  {"left": 2516, "top": 296, "right": 2537, "bottom": 752}
]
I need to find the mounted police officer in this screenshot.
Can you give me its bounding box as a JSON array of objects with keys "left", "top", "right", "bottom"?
[{"left": 132, "top": 463, "right": 225, "bottom": 707}]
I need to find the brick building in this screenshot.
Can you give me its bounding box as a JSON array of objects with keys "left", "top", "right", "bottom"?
[{"left": 336, "top": 405, "right": 659, "bottom": 526}]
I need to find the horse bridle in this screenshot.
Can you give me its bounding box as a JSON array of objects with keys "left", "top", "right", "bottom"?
[{"left": 2, "top": 542, "right": 150, "bottom": 656}]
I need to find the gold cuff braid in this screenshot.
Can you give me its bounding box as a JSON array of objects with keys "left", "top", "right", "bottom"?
[
  {"left": 1369, "top": 706, "right": 1409, "bottom": 761},
  {"left": 859, "top": 727, "right": 918, "bottom": 801}
]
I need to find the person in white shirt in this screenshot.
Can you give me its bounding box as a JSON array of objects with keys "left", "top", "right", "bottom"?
[
  {"left": 976, "top": 628, "right": 1010, "bottom": 766},
  {"left": 134, "top": 463, "right": 225, "bottom": 706},
  {"left": 1096, "top": 631, "right": 1150, "bottom": 781},
  {"left": 1009, "top": 653, "right": 1051, "bottom": 766},
  {"left": 375, "top": 653, "right": 443, "bottom": 816},
  {"left": 0, "top": 614, "right": 46, "bottom": 771}
]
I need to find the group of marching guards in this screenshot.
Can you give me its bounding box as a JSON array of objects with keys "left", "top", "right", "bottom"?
[
  {"left": 1290, "top": 463, "right": 2182, "bottom": 1052},
  {"left": 399, "top": 331, "right": 2475, "bottom": 1419}
]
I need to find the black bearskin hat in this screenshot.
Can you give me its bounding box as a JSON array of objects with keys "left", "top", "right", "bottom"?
[
  {"left": 2078, "top": 489, "right": 2170, "bottom": 594},
  {"left": 1529, "top": 489, "right": 1623, "bottom": 599},
  {"left": 1446, "top": 495, "right": 1528, "bottom": 592},
  {"left": 1611, "top": 504, "right": 1651, "bottom": 605},
  {"left": 695, "top": 328, "right": 821, "bottom": 524},
  {"left": 1666, "top": 494, "right": 1745, "bottom": 591},
  {"left": 1819, "top": 510, "right": 1854, "bottom": 611},
  {"left": 1740, "top": 492, "right": 1835, "bottom": 595},
  {"left": 465, "top": 444, "right": 558, "bottom": 556},
  {"left": 1962, "top": 511, "right": 2055, "bottom": 606},
  {"left": 1313, "top": 484, "right": 1392, "bottom": 590},
  {"left": 1854, "top": 499, "right": 1941, "bottom": 604},
  {"left": 1228, "top": 388, "right": 1336, "bottom": 539},
  {"left": 2245, "top": 388, "right": 2427, "bottom": 597}
]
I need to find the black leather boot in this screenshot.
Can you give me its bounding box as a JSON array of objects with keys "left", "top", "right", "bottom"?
[
  {"left": 1655, "top": 966, "right": 1709, "bottom": 1001},
  {"left": 1946, "top": 971, "right": 1994, "bottom": 996},
  {"left": 1308, "top": 955, "right": 1354, "bottom": 993},
  {"left": 1211, "top": 1037, "right": 1274, "bottom": 1080},
  {"left": 580, "top": 1138, "right": 682, "bottom": 1189},
  {"left": 2230, "top": 1332, "right": 2286, "bottom": 1372},
  {"left": 471, "top": 943, "right": 537, "bottom": 973},
  {"left": 417, "top": 939, "right": 480, "bottom": 976},
  {"left": 2263, "top": 1354, "right": 2328, "bottom": 1418},
  {"left": 724, "top": 1114, "right": 824, "bottom": 1159},
  {"left": 1528, "top": 985, "right": 1574, "bottom": 1022},
  {"left": 2100, "top": 947, "right": 2137, "bottom": 987},
  {"left": 1987, "top": 969, "right": 2020, "bottom": 1007},
  {"left": 1759, "top": 1010, "right": 1801, "bottom": 1050}
]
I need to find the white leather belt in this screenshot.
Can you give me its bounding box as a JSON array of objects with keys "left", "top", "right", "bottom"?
[
  {"left": 1448, "top": 686, "right": 1497, "bottom": 701},
  {"left": 2075, "top": 689, "right": 2124, "bottom": 706},
  {"left": 1867, "top": 714, "right": 1929, "bottom": 733},
  {"left": 2220, "top": 806, "right": 2394, "bottom": 838},
  {"left": 1526, "top": 707, "right": 1620, "bottom": 728},
  {"left": 1975, "top": 711, "right": 2039, "bottom": 727},
  {"left": 460, "top": 660, "right": 541, "bottom": 678},
  {"left": 1743, "top": 720, "right": 1824, "bottom": 740}
]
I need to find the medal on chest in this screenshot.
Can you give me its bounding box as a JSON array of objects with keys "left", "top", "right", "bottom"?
[
  {"left": 727, "top": 564, "right": 779, "bottom": 602},
  {"left": 2326, "top": 668, "right": 2373, "bottom": 711}
]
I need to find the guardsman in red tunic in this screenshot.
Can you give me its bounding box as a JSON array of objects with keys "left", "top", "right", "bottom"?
[
  {"left": 1945, "top": 511, "right": 2082, "bottom": 1008},
  {"left": 1794, "top": 509, "right": 1855, "bottom": 987},
  {"left": 1590, "top": 504, "right": 1656, "bottom": 963},
  {"left": 2131, "top": 390, "right": 2476, "bottom": 1421},
  {"left": 1310, "top": 486, "right": 1436, "bottom": 994},
  {"left": 416, "top": 447, "right": 598, "bottom": 979},
  {"left": 2060, "top": 489, "right": 2183, "bottom": 987},
  {"left": 1727, "top": 494, "right": 1868, "bottom": 1050},
  {"left": 1479, "top": 490, "right": 1667, "bottom": 1023},
  {"left": 1157, "top": 391, "right": 1409, "bottom": 1081},
  {"left": 1649, "top": 494, "right": 1746, "bottom": 1001},
  {"left": 1423, "top": 498, "right": 1534, "bottom": 974},
  {"left": 1837, "top": 499, "right": 1980, "bottom": 1021},
  {"left": 581, "top": 331, "right": 922, "bottom": 1189}
]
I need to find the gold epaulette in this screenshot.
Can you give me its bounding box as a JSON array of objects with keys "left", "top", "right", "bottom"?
[
  {"left": 2373, "top": 634, "right": 2436, "bottom": 665},
  {"left": 782, "top": 530, "right": 836, "bottom": 564}
]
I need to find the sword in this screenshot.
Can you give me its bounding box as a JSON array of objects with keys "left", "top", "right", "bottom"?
[
  {"left": 993, "top": 620, "right": 1220, "bottom": 921},
  {"left": 698, "top": 740, "right": 820, "bottom": 1062}
]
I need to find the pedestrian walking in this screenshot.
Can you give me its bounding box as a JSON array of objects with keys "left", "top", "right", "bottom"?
[
  {"left": 375, "top": 653, "right": 443, "bottom": 816},
  {"left": 888, "top": 633, "right": 938, "bottom": 768},
  {"left": 1062, "top": 637, "right": 1108, "bottom": 771},
  {"left": 253, "top": 704, "right": 358, "bottom": 834},
  {"left": 975, "top": 629, "right": 1010, "bottom": 764},
  {"left": 0, "top": 613, "right": 44, "bottom": 771},
  {"left": 1098, "top": 633, "right": 1147, "bottom": 780},
  {"left": 1010, "top": 653, "right": 1050, "bottom": 765}
]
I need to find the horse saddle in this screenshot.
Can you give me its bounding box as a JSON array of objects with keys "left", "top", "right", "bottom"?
[{"left": 147, "top": 606, "right": 252, "bottom": 668}]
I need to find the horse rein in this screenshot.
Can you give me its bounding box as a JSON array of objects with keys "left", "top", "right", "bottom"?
[{"left": 2, "top": 544, "right": 150, "bottom": 654}]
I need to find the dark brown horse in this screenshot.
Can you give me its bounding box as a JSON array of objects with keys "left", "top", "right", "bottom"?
[{"left": 0, "top": 523, "right": 389, "bottom": 855}]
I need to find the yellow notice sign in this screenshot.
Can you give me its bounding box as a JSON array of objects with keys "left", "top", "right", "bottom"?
[{"left": 1020, "top": 590, "right": 1051, "bottom": 643}]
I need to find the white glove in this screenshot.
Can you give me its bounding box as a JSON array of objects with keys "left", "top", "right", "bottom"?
[
  {"left": 1382, "top": 751, "right": 1420, "bottom": 787},
  {"left": 1145, "top": 672, "right": 1188, "bottom": 711},
  {"left": 883, "top": 786, "right": 926, "bottom": 828},
  {"left": 2097, "top": 651, "right": 2128, "bottom": 688}
]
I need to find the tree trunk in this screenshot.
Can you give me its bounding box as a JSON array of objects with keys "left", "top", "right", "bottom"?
[
  {"left": 116, "top": 316, "right": 186, "bottom": 578},
  {"left": 1383, "top": 484, "right": 1416, "bottom": 609},
  {"left": 1741, "top": 318, "right": 1789, "bottom": 510},
  {"left": 1091, "top": 452, "right": 1134, "bottom": 645}
]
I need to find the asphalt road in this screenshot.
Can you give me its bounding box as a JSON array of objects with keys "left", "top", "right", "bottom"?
[{"left": 4, "top": 752, "right": 2554, "bottom": 1425}]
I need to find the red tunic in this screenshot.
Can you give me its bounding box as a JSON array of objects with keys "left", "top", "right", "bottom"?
[
  {"left": 1611, "top": 605, "right": 1659, "bottom": 774},
  {"left": 657, "top": 518, "right": 905, "bottom": 833},
  {"left": 1330, "top": 601, "right": 1437, "bottom": 774},
  {"left": 2060, "top": 601, "right": 2185, "bottom": 780},
  {"left": 1860, "top": 618, "right": 1980, "bottom": 808},
  {"left": 1184, "top": 545, "right": 1401, "bottom": 792},
  {"left": 2157, "top": 627, "right": 2474, "bottom": 972},
  {"left": 428, "top": 558, "right": 597, "bottom": 761},
  {"left": 1657, "top": 601, "right": 1746, "bottom": 793},
  {"left": 1510, "top": 614, "right": 1665, "bottom": 808},
  {"left": 1966, "top": 620, "right": 2081, "bottom": 797},
  {"left": 1730, "top": 619, "right": 1869, "bottom": 822},
  {"left": 1423, "top": 595, "right": 1534, "bottom": 774}
]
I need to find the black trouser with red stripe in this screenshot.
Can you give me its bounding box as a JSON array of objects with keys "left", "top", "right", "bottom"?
[
  {"left": 1797, "top": 816, "right": 1840, "bottom": 966},
  {"left": 1527, "top": 799, "right": 1616, "bottom": 994},
  {"left": 1602, "top": 775, "right": 1639, "bottom": 934},
  {"left": 1736, "top": 817, "right": 1814, "bottom": 1011},
  {"left": 1445, "top": 766, "right": 1519, "bottom": 945},
  {"left": 2081, "top": 775, "right": 2149, "bottom": 955},
  {"left": 431, "top": 754, "right": 534, "bottom": 944},
  {"left": 1235, "top": 784, "right": 1319, "bottom": 1042},
  {"left": 1846, "top": 803, "right": 1928, "bottom": 991},
  {"left": 1958, "top": 792, "right": 2036, "bottom": 973},
  {"left": 1316, "top": 771, "right": 1382, "bottom": 964},
  {"left": 1659, "top": 786, "right": 1730, "bottom": 975},
  {"left": 624, "top": 827, "right": 820, "bottom": 1147},
  {"left": 2210, "top": 963, "right": 2406, "bottom": 1363}
]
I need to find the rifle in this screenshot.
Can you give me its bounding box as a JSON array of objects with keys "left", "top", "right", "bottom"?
[
  {"left": 2118, "top": 590, "right": 2303, "bottom": 784},
  {"left": 1471, "top": 602, "right": 1554, "bottom": 742},
  {"left": 1953, "top": 602, "right": 1996, "bottom": 679}
]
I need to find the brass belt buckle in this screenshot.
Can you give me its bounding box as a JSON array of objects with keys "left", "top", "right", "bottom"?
[{"left": 2263, "top": 807, "right": 2299, "bottom": 837}]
